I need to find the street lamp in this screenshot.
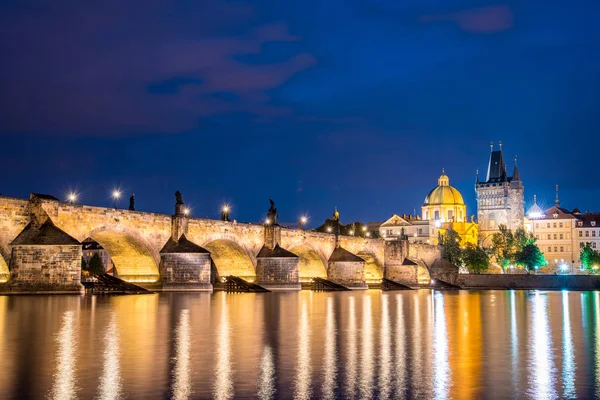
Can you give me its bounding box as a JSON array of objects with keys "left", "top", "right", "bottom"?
[
  {"left": 67, "top": 192, "right": 78, "bottom": 204},
  {"left": 326, "top": 226, "right": 332, "bottom": 233},
  {"left": 298, "top": 215, "right": 308, "bottom": 230},
  {"left": 265, "top": 218, "right": 272, "bottom": 226},
  {"left": 112, "top": 190, "right": 121, "bottom": 209},
  {"left": 221, "top": 205, "right": 230, "bottom": 222},
  {"left": 184, "top": 207, "right": 190, "bottom": 216}
]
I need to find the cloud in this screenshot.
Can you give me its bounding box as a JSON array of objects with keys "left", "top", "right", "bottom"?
[
  {"left": 420, "top": 5, "right": 514, "bottom": 34},
  {"left": 0, "top": 0, "right": 316, "bottom": 134}
]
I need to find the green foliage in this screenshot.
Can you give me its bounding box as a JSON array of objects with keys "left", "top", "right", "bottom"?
[
  {"left": 490, "top": 225, "right": 536, "bottom": 270},
  {"left": 515, "top": 243, "right": 547, "bottom": 273},
  {"left": 85, "top": 253, "right": 105, "bottom": 276},
  {"left": 462, "top": 243, "right": 490, "bottom": 274},
  {"left": 441, "top": 229, "right": 462, "bottom": 265},
  {"left": 580, "top": 243, "right": 600, "bottom": 273}
]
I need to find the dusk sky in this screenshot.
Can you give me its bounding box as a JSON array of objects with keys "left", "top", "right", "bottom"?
[{"left": 1, "top": 0, "right": 599, "bottom": 226}]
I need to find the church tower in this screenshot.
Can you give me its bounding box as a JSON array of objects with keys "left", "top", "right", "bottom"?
[{"left": 475, "top": 142, "right": 524, "bottom": 246}]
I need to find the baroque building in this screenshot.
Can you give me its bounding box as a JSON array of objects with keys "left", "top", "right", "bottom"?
[
  {"left": 476, "top": 143, "right": 524, "bottom": 247},
  {"left": 376, "top": 170, "right": 478, "bottom": 246}
]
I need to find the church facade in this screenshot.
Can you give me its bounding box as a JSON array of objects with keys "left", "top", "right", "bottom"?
[{"left": 476, "top": 143, "right": 524, "bottom": 247}]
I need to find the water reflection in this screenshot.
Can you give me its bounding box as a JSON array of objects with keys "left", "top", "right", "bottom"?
[
  {"left": 360, "top": 295, "right": 374, "bottom": 399},
  {"left": 345, "top": 296, "right": 358, "bottom": 399},
  {"left": 214, "top": 296, "right": 233, "bottom": 400},
  {"left": 379, "top": 294, "right": 392, "bottom": 400},
  {"left": 596, "top": 292, "right": 600, "bottom": 398},
  {"left": 172, "top": 309, "right": 191, "bottom": 400},
  {"left": 433, "top": 292, "right": 450, "bottom": 399},
  {"left": 50, "top": 311, "right": 77, "bottom": 400},
  {"left": 561, "top": 292, "right": 575, "bottom": 398},
  {"left": 257, "top": 346, "right": 275, "bottom": 400},
  {"left": 321, "top": 296, "right": 337, "bottom": 400},
  {"left": 510, "top": 290, "right": 519, "bottom": 393},
  {"left": 394, "top": 295, "right": 406, "bottom": 399},
  {"left": 294, "top": 300, "right": 311, "bottom": 399},
  {"left": 97, "top": 313, "right": 122, "bottom": 400},
  {"left": 530, "top": 292, "right": 557, "bottom": 399}
]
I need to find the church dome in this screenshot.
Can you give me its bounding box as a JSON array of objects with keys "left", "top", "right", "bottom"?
[{"left": 423, "top": 171, "right": 465, "bottom": 206}]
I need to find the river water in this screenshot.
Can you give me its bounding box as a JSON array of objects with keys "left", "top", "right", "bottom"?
[{"left": 1, "top": 290, "right": 599, "bottom": 399}]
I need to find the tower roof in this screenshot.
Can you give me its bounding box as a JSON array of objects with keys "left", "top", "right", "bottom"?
[{"left": 486, "top": 150, "right": 507, "bottom": 183}]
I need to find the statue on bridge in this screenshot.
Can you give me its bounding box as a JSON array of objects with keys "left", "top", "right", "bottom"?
[
  {"left": 175, "top": 191, "right": 184, "bottom": 205},
  {"left": 129, "top": 194, "right": 135, "bottom": 211},
  {"left": 267, "top": 199, "right": 278, "bottom": 225}
]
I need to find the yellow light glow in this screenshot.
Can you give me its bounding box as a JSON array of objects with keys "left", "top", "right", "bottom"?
[
  {"left": 112, "top": 190, "right": 121, "bottom": 199},
  {"left": 222, "top": 205, "right": 230, "bottom": 213},
  {"left": 265, "top": 218, "right": 271, "bottom": 225},
  {"left": 300, "top": 216, "right": 308, "bottom": 224},
  {"left": 362, "top": 226, "right": 367, "bottom": 231},
  {"left": 183, "top": 208, "right": 190, "bottom": 216},
  {"left": 67, "top": 192, "right": 78, "bottom": 203},
  {"left": 327, "top": 227, "right": 332, "bottom": 233}
]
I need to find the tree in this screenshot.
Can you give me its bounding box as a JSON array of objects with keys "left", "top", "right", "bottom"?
[
  {"left": 85, "top": 253, "right": 105, "bottom": 276},
  {"left": 81, "top": 258, "right": 87, "bottom": 271},
  {"left": 580, "top": 243, "right": 600, "bottom": 273},
  {"left": 490, "top": 225, "right": 514, "bottom": 270},
  {"left": 441, "top": 229, "right": 462, "bottom": 265},
  {"left": 490, "top": 225, "right": 536, "bottom": 271},
  {"left": 462, "top": 243, "right": 490, "bottom": 274},
  {"left": 515, "top": 243, "right": 547, "bottom": 273}
]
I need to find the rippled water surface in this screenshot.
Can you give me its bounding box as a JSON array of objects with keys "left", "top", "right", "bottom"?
[{"left": 1, "top": 290, "right": 600, "bottom": 399}]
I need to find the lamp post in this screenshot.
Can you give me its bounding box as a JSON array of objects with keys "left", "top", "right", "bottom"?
[
  {"left": 298, "top": 215, "right": 307, "bottom": 230},
  {"left": 67, "top": 192, "right": 78, "bottom": 204},
  {"left": 112, "top": 190, "right": 121, "bottom": 209},
  {"left": 221, "top": 205, "right": 230, "bottom": 222}
]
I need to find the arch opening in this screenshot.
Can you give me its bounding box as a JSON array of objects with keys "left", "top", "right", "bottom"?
[
  {"left": 203, "top": 239, "right": 255, "bottom": 280},
  {"left": 357, "top": 251, "right": 383, "bottom": 283},
  {"left": 0, "top": 254, "right": 8, "bottom": 283},
  {"left": 88, "top": 229, "right": 159, "bottom": 283},
  {"left": 289, "top": 245, "right": 327, "bottom": 282}
]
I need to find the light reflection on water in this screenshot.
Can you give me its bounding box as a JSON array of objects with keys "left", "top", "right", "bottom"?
[
  {"left": 321, "top": 296, "right": 337, "bottom": 400},
  {"left": 172, "top": 309, "right": 191, "bottom": 400},
  {"left": 1, "top": 290, "right": 600, "bottom": 399},
  {"left": 97, "top": 313, "right": 122, "bottom": 400},
  {"left": 50, "top": 311, "right": 77, "bottom": 400},
  {"left": 529, "top": 292, "right": 557, "bottom": 400}
]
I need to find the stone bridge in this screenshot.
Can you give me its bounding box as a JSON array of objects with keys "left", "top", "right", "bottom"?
[{"left": 0, "top": 194, "right": 442, "bottom": 291}]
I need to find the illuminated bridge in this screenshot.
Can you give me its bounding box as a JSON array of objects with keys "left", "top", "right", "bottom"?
[{"left": 0, "top": 194, "right": 444, "bottom": 292}]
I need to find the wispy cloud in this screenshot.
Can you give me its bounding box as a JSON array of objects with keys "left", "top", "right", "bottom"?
[{"left": 420, "top": 5, "right": 514, "bottom": 34}]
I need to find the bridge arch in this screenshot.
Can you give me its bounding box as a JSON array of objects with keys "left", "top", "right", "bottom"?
[
  {"left": 86, "top": 227, "right": 160, "bottom": 282},
  {"left": 0, "top": 247, "right": 8, "bottom": 282},
  {"left": 202, "top": 239, "right": 256, "bottom": 279},
  {"left": 288, "top": 244, "right": 328, "bottom": 281},
  {"left": 357, "top": 251, "right": 383, "bottom": 283}
]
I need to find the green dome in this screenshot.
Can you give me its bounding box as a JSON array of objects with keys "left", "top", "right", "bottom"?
[{"left": 423, "top": 172, "right": 465, "bottom": 206}]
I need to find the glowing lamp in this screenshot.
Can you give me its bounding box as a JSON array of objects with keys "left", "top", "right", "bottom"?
[
  {"left": 222, "top": 205, "right": 230, "bottom": 213},
  {"left": 67, "top": 192, "right": 78, "bottom": 203},
  {"left": 183, "top": 208, "right": 190, "bottom": 216},
  {"left": 112, "top": 190, "right": 121, "bottom": 199}
]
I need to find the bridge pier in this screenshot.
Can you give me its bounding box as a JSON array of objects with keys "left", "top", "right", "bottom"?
[
  {"left": 383, "top": 240, "right": 419, "bottom": 286},
  {"left": 1, "top": 214, "right": 84, "bottom": 294},
  {"left": 327, "top": 246, "right": 368, "bottom": 290},
  {"left": 255, "top": 224, "right": 301, "bottom": 291},
  {"left": 158, "top": 234, "right": 213, "bottom": 292}
]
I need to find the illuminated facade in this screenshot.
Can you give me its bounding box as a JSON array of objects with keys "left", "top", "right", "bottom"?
[
  {"left": 378, "top": 171, "right": 478, "bottom": 246},
  {"left": 422, "top": 171, "right": 478, "bottom": 246},
  {"left": 476, "top": 143, "right": 524, "bottom": 247}
]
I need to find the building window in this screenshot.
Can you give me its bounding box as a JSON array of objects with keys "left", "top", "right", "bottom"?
[
  {"left": 593, "top": 231, "right": 597, "bottom": 237},
  {"left": 579, "top": 231, "right": 583, "bottom": 237},
  {"left": 559, "top": 223, "right": 563, "bottom": 228},
  {"left": 447, "top": 210, "right": 453, "bottom": 220},
  {"left": 578, "top": 221, "right": 583, "bottom": 227},
  {"left": 554, "top": 247, "right": 558, "bottom": 252},
  {"left": 548, "top": 247, "right": 552, "bottom": 252},
  {"left": 554, "top": 234, "right": 558, "bottom": 240},
  {"left": 535, "top": 234, "right": 539, "bottom": 239},
  {"left": 586, "top": 231, "right": 590, "bottom": 237},
  {"left": 560, "top": 247, "right": 564, "bottom": 252},
  {"left": 560, "top": 234, "right": 564, "bottom": 240},
  {"left": 434, "top": 211, "right": 440, "bottom": 220},
  {"left": 553, "top": 223, "right": 557, "bottom": 228},
  {"left": 547, "top": 223, "right": 551, "bottom": 228},
  {"left": 594, "top": 242, "right": 597, "bottom": 249},
  {"left": 547, "top": 234, "right": 551, "bottom": 240},
  {"left": 535, "top": 223, "right": 539, "bottom": 229}
]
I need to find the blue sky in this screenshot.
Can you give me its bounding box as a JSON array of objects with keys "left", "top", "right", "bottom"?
[{"left": 1, "top": 0, "right": 599, "bottom": 225}]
